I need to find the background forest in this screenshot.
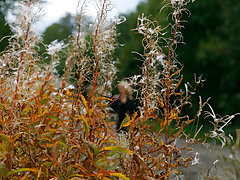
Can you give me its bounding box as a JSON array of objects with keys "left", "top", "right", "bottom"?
[{"left": 1, "top": 0, "right": 240, "bottom": 133}]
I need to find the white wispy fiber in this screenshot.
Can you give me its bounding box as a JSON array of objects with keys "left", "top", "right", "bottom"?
[
  {"left": 117, "top": 16, "right": 126, "bottom": 25},
  {"left": 11, "top": 1, "right": 43, "bottom": 37},
  {"left": 16, "top": 1, "right": 42, "bottom": 23},
  {"left": 204, "top": 104, "right": 240, "bottom": 148},
  {"left": 47, "top": 40, "right": 65, "bottom": 56},
  {"left": 191, "top": 152, "right": 199, "bottom": 165}
]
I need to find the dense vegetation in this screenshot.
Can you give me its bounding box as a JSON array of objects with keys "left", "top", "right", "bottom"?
[
  {"left": 1, "top": 0, "right": 239, "bottom": 126},
  {"left": 0, "top": 0, "right": 239, "bottom": 179}
]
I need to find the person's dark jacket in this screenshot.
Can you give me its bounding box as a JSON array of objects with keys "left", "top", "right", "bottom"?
[{"left": 111, "top": 98, "right": 134, "bottom": 132}]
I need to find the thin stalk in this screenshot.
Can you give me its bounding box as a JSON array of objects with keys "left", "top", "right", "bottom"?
[
  {"left": 14, "top": 22, "right": 30, "bottom": 103},
  {"left": 165, "top": 0, "right": 182, "bottom": 144},
  {"left": 88, "top": 0, "right": 107, "bottom": 109},
  {"left": 10, "top": 22, "right": 31, "bottom": 126}
]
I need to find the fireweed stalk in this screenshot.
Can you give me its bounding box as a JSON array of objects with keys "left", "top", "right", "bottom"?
[
  {"left": 63, "top": 0, "right": 91, "bottom": 92},
  {"left": 60, "top": 0, "right": 122, "bottom": 137},
  {"left": 121, "top": 0, "right": 239, "bottom": 179},
  {"left": 88, "top": 0, "right": 120, "bottom": 106},
  {"left": 1, "top": 1, "right": 44, "bottom": 127},
  {"left": 121, "top": 0, "right": 206, "bottom": 179}
]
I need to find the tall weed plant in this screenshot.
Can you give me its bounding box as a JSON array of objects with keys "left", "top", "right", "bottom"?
[{"left": 0, "top": 0, "right": 238, "bottom": 179}]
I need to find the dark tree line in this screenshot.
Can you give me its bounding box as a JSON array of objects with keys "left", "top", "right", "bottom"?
[{"left": 0, "top": 0, "right": 13, "bottom": 51}]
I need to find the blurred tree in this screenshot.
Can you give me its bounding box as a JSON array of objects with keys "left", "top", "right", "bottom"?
[
  {"left": 43, "top": 13, "right": 74, "bottom": 44},
  {"left": 178, "top": 0, "right": 240, "bottom": 126},
  {"left": 0, "top": 0, "right": 15, "bottom": 51},
  {"left": 0, "top": 10, "right": 11, "bottom": 51},
  {"left": 40, "top": 13, "right": 74, "bottom": 77}
]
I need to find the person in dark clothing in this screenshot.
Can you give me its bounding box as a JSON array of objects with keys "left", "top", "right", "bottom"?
[{"left": 111, "top": 81, "right": 134, "bottom": 132}]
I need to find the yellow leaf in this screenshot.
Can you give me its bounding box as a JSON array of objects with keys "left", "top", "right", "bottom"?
[
  {"left": 170, "top": 65, "right": 184, "bottom": 78},
  {"left": 103, "top": 178, "right": 111, "bottom": 180},
  {"left": 122, "top": 121, "right": 131, "bottom": 127},
  {"left": 37, "top": 167, "right": 42, "bottom": 179},
  {"left": 88, "top": 149, "right": 93, "bottom": 160},
  {"left": 45, "top": 128, "right": 57, "bottom": 133},
  {"left": 109, "top": 173, "right": 129, "bottom": 180},
  {"left": 71, "top": 163, "right": 88, "bottom": 173},
  {"left": 100, "top": 146, "right": 132, "bottom": 155},
  {"left": 163, "top": 119, "right": 172, "bottom": 127},
  {"left": 95, "top": 97, "right": 112, "bottom": 101},
  {"left": 69, "top": 145, "right": 78, "bottom": 151},
  {"left": 21, "top": 107, "right": 32, "bottom": 115},
  {"left": 80, "top": 95, "right": 88, "bottom": 112},
  {"left": 105, "top": 139, "right": 116, "bottom": 144},
  {"left": 169, "top": 112, "right": 176, "bottom": 119},
  {"left": 39, "top": 137, "right": 52, "bottom": 142},
  {"left": 30, "top": 140, "right": 34, "bottom": 145},
  {"left": 49, "top": 103, "right": 55, "bottom": 111},
  {"left": 80, "top": 115, "right": 90, "bottom": 137},
  {"left": 37, "top": 100, "right": 42, "bottom": 114},
  {"left": 159, "top": 138, "right": 164, "bottom": 146},
  {"left": 155, "top": 95, "right": 165, "bottom": 108},
  {"left": 7, "top": 168, "right": 38, "bottom": 177},
  {"left": 120, "top": 115, "right": 130, "bottom": 129},
  {"left": 66, "top": 89, "right": 71, "bottom": 95},
  {"left": 170, "top": 75, "right": 183, "bottom": 95},
  {"left": 12, "top": 133, "right": 21, "bottom": 143},
  {"left": 57, "top": 141, "right": 65, "bottom": 147},
  {"left": 68, "top": 174, "right": 85, "bottom": 179}
]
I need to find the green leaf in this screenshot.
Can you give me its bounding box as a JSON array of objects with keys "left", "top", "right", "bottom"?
[
  {"left": 50, "top": 116, "right": 59, "bottom": 120},
  {"left": 0, "top": 134, "right": 11, "bottom": 143},
  {"left": 100, "top": 146, "right": 132, "bottom": 155},
  {"left": 0, "top": 153, "right": 5, "bottom": 159},
  {"left": 95, "top": 159, "right": 107, "bottom": 167},
  {"left": 0, "top": 144, "right": 4, "bottom": 152},
  {"left": 57, "top": 141, "right": 66, "bottom": 147},
  {"left": 21, "top": 107, "right": 32, "bottom": 115},
  {"left": 80, "top": 95, "right": 88, "bottom": 112},
  {"left": 120, "top": 116, "right": 129, "bottom": 129},
  {"left": 7, "top": 168, "right": 38, "bottom": 177},
  {"left": 80, "top": 115, "right": 89, "bottom": 137},
  {"left": 85, "top": 141, "right": 99, "bottom": 155}
]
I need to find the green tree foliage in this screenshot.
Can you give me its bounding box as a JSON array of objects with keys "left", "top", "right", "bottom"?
[
  {"left": 0, "top": 11, "right": 11, "bottom": 51},
  {"left": 40, "top": 13, "right": 74, "bottom": 76},
  {"left": 117, "top": 0, "right": 240, "bottom": 128},
  {"left": 116, "top": 0, "right": 169, "bottom": 79},
  {"left": 0, "top": 0, "right": 15, "bottom": 51},
  {"left": 43, "top": 13, "right": 74, "bottom": 44},
  {"left": 178, "top": 0, "right": 240, "bottom": 125}
]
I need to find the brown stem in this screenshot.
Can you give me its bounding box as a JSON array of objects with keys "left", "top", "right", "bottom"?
[
  {"left": 88, "top": 0, "right": 107, "bottom": 109},
  {"left": 165, "top": 0, "right": 182, "bottom": 144}
]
